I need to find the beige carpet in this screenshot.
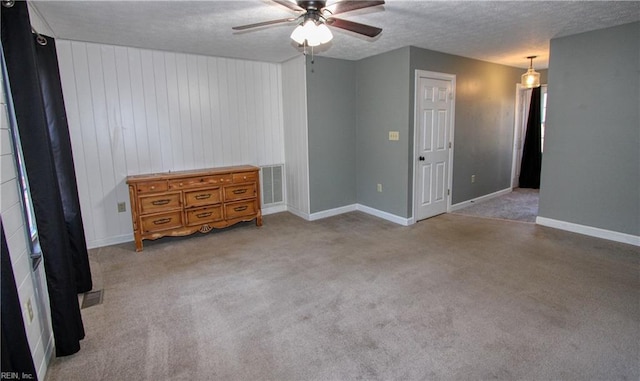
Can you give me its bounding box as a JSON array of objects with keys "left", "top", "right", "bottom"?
[
  {"left": 453, "top": 188, "right": 539, "bottom": 223},
  {"left": 46, "top": 212, "right": 639, "bottom": 380}
]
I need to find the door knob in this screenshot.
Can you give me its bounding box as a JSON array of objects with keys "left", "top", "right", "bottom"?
[{"left": 419, "top": 156, "right": 425, "bottom": 161}]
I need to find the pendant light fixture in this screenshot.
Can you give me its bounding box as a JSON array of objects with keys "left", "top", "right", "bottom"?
[{"left": 521, "top": 56, "right": 541, "bottom": 88}]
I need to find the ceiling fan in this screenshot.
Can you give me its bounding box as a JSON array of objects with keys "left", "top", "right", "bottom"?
[{"left": 232, "top": 0, "right": 385, "bottom": 47}]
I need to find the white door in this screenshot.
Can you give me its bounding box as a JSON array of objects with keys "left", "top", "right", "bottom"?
[{"left": 414, "top": 73, "right": 454, "bottom": 221}]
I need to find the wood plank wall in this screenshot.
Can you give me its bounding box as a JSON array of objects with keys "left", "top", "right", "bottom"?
[
  {"left": 281, "top": 56, "right": 310, "bottom": 217},
  {"left": 56, "top": 40, "right": 285, "bottom": 248}
]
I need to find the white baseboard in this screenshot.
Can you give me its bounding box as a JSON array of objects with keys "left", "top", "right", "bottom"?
[
  {"left": 536, "top": 216, "right": 640, "bottom": 247},
  {"left": 450, "top": 187, "right": 512, "bottom": 211},
  {"left": 356, "top": 204, "right": 412, "bottom": 226},
  {"left": 262, "top": 204, "right": 287, "bottom": 215},
  {"left": 86, "top": 233, "right": 134, "bottom": 250},
  {"left": 87, "top": 203, "right": 412, "bottom": 249},
  {"left": 287, "top": 203, "right": 411, "bottom": 226},
  {"left": 286, "top": 206, "right": 310, "bottom": 221},
  {"left": 309, "top": 204, "right": 357, "bottom": 221},
  {"left": 87, "top": 207, "right": 286, "bottom": 250}
]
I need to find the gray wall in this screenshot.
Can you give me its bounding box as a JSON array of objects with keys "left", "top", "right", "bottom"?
[
  {"left": 538, "top": 22, "right": 640, "bottom": 235},
  {"left": 305, "top": 46, "right": 551, "bottom": 220},
  {"left": 409, "top": 47, "right": 530, "bottom": 206},
  {"left": 355, "top": 47, "right": 411, "bottom": 217},
  {"left": 306, "top": 56, "right": 357, "bottom": 213}
]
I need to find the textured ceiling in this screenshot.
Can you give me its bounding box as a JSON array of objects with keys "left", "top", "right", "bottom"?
[{"left": 30, "top": 1, "right": 640, "bottom": 69}]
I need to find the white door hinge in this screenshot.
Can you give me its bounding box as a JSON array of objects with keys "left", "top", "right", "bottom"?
[{"left": 447, "top": 189, "right": 451, "bottom": 196}]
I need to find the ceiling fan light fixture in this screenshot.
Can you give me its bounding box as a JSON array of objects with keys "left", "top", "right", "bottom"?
[
  {"left": 316, "top": 23, "right": 333, "bottom": 44},
  {"left": 306, "top": 34, "right": 321, "bottom": 47},
  {"left": 289, "top": 18, "right": 333, "bottom": 46},
  {"left": 302, "top": 19, "right": 320, "bottom": 46},
  {"left": 290, "top": 24, "right": 306, "bottom": 44},
  {"left": 235, "top": 1, "right": 384, "bottom": 49},
  {"left": 302, "top": 18, "right": 316, "bottom": 34},
  {"left": 521, "top": 56, "right": 541, "bottom": 88}
]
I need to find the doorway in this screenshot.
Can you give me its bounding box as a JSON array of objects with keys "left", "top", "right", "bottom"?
[
  {"left": 413, "top": 70, "right": 455, "bottom": 222},
  {"left": 512, "top": 84, "right": 547, "bottom": 188}
]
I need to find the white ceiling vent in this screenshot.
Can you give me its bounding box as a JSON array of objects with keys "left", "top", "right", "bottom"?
[{"left": 261, "top": 165, "right": 284, "bottom": 206}]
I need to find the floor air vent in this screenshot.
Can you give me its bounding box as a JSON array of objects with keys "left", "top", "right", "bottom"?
[
  {"left": 261, "top": 165, "right": 284, "bottom": 206},
  {"left": 81, "top": 289, "right": 104, "bottom": 309}
]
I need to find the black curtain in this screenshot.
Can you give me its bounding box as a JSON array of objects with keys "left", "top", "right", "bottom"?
[
  {"left": 1, "top": 0, "right": 89, "bottom": 356},
  {"left": 1, "top": 220, "right": 39, "bottom": 380},
  {"left": 34, "top": 29, "right": 92, "bottom": 293},
  {"left": 519, "top": 86, "right": 542, "bottom": 188}
]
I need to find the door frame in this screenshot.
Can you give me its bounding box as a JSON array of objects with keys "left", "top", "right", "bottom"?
[{"left": 412, "top": 70, "right": 456, "bottom": 222}]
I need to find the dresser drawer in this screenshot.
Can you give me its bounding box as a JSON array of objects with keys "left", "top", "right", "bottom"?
[
  {"left": 136, "top": 181, "right": 168, "bottom": 194},
  {"left": 232, "top": 171, "right": 258, "bottom": 183},
  {"left": 184, "top": 188, "right": 221, "bottom": 208},
  {"left": 168, "top": 175, "right": 232, "bottom": 190},
  {"left": 224, "top": 184, "right": 256, "bottom": 202},
  {"left": 225, "top": 200, "right": 257, "bottom": 219},
  {"left": 126, "top": 165, "right": 262, "bottom": 251},
  {"left": 140, "top": 211, "right": 183, "bottom": 233},
  {"left": 139, "top": 192, "right": 181, "bottom": 214},
  {"left": 186, "top": 206, "right": 223, "bottom": 226}
]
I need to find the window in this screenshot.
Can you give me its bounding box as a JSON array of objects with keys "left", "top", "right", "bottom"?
[
  {"left": 541, "top": 85, "right": 548, "bottom": 152},
  {"left": 2, "top": 50, "right": 42, "bottom": 268}
]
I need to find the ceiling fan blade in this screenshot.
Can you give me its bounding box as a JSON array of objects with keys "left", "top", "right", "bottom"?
[
  {"left": 232, "top": 18, "right": 297, "bottom": 31},
  {"left": 324, "top": 1, "right": 385, "bottom": 16},
  {"left": 326, "top": 17, "right": 382, "bottom": 37},
  {"left": 272, "top": 0, "right": 305, "bottom": 12}
]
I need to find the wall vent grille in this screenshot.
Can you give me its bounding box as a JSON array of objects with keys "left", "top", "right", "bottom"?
[{"left": 261, "top": 165, "right": 284, "bottom": 206}]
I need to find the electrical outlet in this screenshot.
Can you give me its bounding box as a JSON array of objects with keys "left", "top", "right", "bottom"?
[
  {"left": 388, "top": 131, "right": 399, "bottom": 141},
  {"left": 25, "top": 298, "right": 34, "bottom": 324},
  {"left": 377, "top": 183, "right": 383, "bottom": 192},
  {"left": 471, "top": 175, "right": 476, "bottom": 183},
  {"left": 117, "top": 202, "right": 126, "bottom": 213}
]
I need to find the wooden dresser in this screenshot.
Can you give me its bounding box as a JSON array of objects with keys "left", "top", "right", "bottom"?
[{"left": 126, "top": 165, "right": 262, "bottom": 251}]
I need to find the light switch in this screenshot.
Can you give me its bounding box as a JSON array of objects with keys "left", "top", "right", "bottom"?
[{"left": 389, "top": 131, "right": 399, "bottom": 141}]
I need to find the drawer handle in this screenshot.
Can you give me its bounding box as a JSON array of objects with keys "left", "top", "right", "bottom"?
[
  {"left": 196, "top": 212, "right": 213, "bottom": 218},
  {"left": 153, "top": 218, "right": 172, "bottom": 225},
  {"left": 152, "top": 199, "right": 171, "bottom": 206},
  {"left": 195, "top": 194, "right": 211, "bottom": 200},
  {"left": 232, "top": 189, "right": 247, "bottom": 195},
  {"left": 234, "top": 206, "right": 248, "bottom": 212}
]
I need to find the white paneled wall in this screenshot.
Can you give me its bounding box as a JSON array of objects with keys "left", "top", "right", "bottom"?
[
  {"left": 281, "top": 56, "right": 310, "bottom": 217},
  {"left": 1, "top": 68, "right": 54, "bottom": 380},
  {"left": 55, "top": 40, "right": 285, "bottom": 248}
]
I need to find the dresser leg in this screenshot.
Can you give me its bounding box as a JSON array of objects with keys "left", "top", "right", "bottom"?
[
  {"left": 256, "top": 213, "right": 263, "bottom": 227},
  {"left": 134, "top": 236, "right": 143, "bottom": 252}
]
